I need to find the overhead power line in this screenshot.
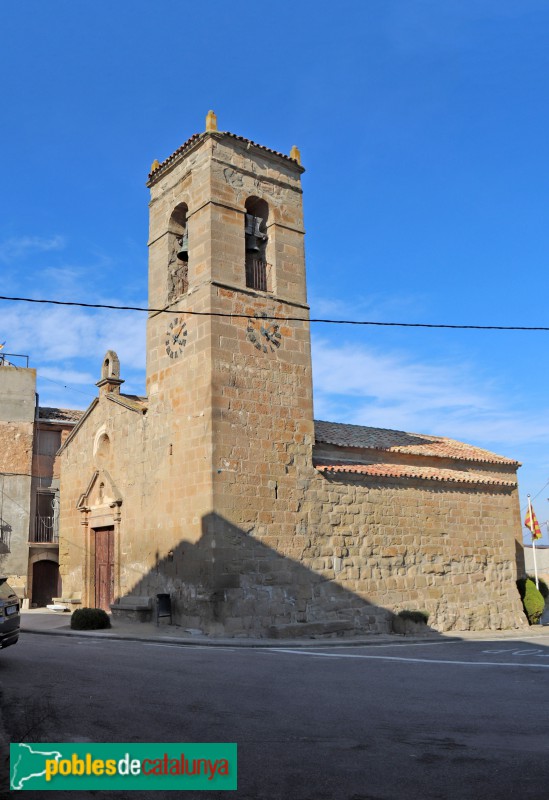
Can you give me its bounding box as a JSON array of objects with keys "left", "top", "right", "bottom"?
[
  {"left": 520, "top": 479, "right": 549, "bottom": 513},
  {"left": 1, "top": 294, "right": 549, "bottom": 331},
  {"left": 38, "top": 374, "right": 95, "bottom": 398}
]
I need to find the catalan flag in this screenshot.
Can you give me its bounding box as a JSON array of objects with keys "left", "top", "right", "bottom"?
[{"left": 525, "top": 504, "right": 542, "bottom": 541}]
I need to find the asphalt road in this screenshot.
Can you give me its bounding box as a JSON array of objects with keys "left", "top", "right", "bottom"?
[{"left": 2, "top": 631, "right": 549, "bottom": 799}]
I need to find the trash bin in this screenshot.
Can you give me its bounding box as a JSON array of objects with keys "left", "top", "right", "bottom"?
[{"left": 156, "top": 593, "right": 172, "bottom": 626}]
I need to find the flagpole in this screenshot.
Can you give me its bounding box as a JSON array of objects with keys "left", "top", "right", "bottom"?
[{"left": 528, "top": 494, "right": 539, "bottom": 589}]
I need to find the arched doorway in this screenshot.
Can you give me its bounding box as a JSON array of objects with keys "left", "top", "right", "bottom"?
[{"left": 32, "top": 560, "right": 61, "bottom": 607}]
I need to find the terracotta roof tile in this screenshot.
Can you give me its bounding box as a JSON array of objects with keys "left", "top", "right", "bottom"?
[
  {"left": 107, "top": 394, "right": 148, "bottom": 414},
  {"left": 38, "top": 407, "right": 84, "bottom": 424},
  {"left": 314, "top": 420, "right": 518, "bottom": 466},
  {"left": 148, "top": 131, "right": 301, "bottom": 181},
  {"left": 314, "top": 460, "right": 517, "bottom": 488},
  {"left": 223, "top": 132, "right": 300, "bottom": 164},
  {"left": 148, "top": 132, "right": 202, "bottom": 179}
]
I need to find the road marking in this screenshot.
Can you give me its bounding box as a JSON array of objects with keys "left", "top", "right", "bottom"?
[
  {"left": 482, "top": 648, "right": 549, "bottom": 657},
  {"left": 266, "top": 648, "right": 549, "bottom": 668},
  {"left": 508, "top": 648, "right": 545, "bottom": 656},
  {"left": 141, "top": 643, "right": 237, "bottom": 652},
  {"left": 74, "top": 640, "right": 102, "bottom": 645}
]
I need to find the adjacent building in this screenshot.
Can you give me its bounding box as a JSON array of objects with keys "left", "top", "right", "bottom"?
[
  {"left": 0, "top": 355, "right": 82, "bottom": 605},
  {"left": 57, "top": 114, "right": 526, "bottom": 636}
]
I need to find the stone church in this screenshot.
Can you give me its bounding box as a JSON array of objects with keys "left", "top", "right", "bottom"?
[{"left": 58, "top": 112, "right": 526, "bottom": 636}]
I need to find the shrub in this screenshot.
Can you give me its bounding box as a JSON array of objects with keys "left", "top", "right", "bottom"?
[
  {"left": 536, "top": 577, "right": 548, "bottom": 600},
  {"left": 70, "top": 607, "right": 111, "bottom": 630},
  {"left": 520, "top": 580, "right": 545, "bottom": 625},
  {"left": 517, "top": 575, "right": 549, "bottom": 601},
  {"left": 396, "top": 610, "right": 429, "bottom": 624}
]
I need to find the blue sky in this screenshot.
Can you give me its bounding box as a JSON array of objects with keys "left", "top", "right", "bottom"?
[{"left": 2, "top": 1, "right": 549, "bottom": 541}]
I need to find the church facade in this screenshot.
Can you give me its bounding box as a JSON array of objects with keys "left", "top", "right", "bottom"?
[{"left": 58, "top": 114, "right": 526, "bottom": 636}]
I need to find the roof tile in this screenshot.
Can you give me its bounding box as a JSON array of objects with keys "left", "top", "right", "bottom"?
[
  {"left": 38, "top": 407, "right": 84, "bottom": 424},
  {"left": 148, "top": 131, "right": 301, "bottom": 181},
  {"left": 314, "top": 460, "right": 517, "bottom": 488},
  {"left": 106, "top": 394, "right": 148, "bottom": 414},
  {"left": 314, "top": 420, "right": 518, "bottom": 466}
]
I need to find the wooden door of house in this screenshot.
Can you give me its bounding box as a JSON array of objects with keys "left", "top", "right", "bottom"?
[
  {"left": 94, "top": 527, "right": 114, "bottom": 612},
  {"left": 32, "top": 560, "right": 60, "bottom": 606}
]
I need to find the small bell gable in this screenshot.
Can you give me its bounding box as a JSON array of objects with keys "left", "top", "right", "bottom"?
[{"left": 96, "top": 350, "right": 124, "bottom": 395}]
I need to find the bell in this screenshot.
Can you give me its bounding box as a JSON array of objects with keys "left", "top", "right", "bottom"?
[
  {"left": 245, "top": 214, "right": 266, "bottom": 253},
  {"left": 176, "top": 232, "right": 189, "bottom": 261},
  {"left": 245, "top": 234, "right": 261, "bottom": 253},
  {"left": 245, "top": 214, "right": 262, "bottom": 236}
]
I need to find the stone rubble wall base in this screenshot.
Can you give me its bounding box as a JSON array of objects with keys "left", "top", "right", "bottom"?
[{"left": 117, "top": 576, "right": 526, "bottom": 638}]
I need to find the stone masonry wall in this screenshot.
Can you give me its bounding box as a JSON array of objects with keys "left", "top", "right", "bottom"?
[
  {"left": 298, "top": 469, "right": 526, "bottom": 632},
  {"left": 173, "top": 464, "right": 526, "bottom": 637},
  {"left": 59, "top": 397, "right": 151, "bottom": 605},
  {"left": 161, "top": 472, "right": 526, "bottom": 636},
  {"left": 0, "top": 466, "right": 32, "bottom": 580},
  {"left": 0, "top": 367, "right": 36, "bottom": 584}
]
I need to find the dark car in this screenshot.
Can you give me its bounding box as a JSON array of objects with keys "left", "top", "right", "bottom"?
[{"left": 0, "top": 577, "right": 20, "bottom": 649}]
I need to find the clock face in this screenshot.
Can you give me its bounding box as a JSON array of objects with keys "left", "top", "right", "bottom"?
[
  {"left": 246, "top": 313, "right": 283, "bottom": 353},
  {"left": 165, "top": 317, "right": 188, "bottom": 358}
]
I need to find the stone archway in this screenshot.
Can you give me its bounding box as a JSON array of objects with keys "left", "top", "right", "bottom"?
[{"left": 31, "top": 558, "right": 61, "bottom": 607}]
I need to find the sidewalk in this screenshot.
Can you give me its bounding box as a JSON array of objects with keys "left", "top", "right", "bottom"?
[{"left": 19, "top": 608, "right": 549, "bottom": 649}]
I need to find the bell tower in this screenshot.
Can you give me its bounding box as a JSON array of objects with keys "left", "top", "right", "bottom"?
[{"left": 145, "top": 112, "right": 314, "bottom": 551}]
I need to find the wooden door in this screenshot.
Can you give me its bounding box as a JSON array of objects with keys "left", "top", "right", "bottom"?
[
  {"left": 32, "top": 560, "right": 60, "bottom": 606},
  {"left": 94, "top": 527, "right": 114, "bottom": 612}
]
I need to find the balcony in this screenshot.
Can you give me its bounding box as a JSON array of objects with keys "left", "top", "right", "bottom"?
[{"left": 30, "top": 516, "right": 59, "bottom": 545}]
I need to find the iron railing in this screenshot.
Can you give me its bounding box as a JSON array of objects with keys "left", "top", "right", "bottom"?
[
  {"left": 0, "top": 352, "right": 29, "bottom": 368},
  {"left": 245, "top": 258, "right": 269, "bottom": 292},
  {"left": 30, "top": 516, "right": 59, "bottom": 544}
]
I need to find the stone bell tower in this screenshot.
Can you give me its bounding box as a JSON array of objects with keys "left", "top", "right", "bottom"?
[{"left": 145, "top": 114, "right": 314, "bottom": 617}]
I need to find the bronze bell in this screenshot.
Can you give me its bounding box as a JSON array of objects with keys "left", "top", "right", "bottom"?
[
  {"left": 245, "top": 235, "right": 261, "bottom": 253},
  {"left": 176, "top": 232, "right": 189, "bottom": 261},
  {"left": 245, "top": 214, "right": 266, "bottom": 253}
]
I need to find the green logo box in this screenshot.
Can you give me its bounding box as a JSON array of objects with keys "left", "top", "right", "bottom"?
[{"left": 10, "top": 742, "right": 237, "bottom": 791}]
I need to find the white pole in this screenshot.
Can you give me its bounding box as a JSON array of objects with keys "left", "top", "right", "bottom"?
[{"left": 528, "top": 495, "right": 539, "bottom": 589}]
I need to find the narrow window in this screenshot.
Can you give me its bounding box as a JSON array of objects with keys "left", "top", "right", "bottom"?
[{"left": 244, "top": 197, "right": 269, "bottom": 291}]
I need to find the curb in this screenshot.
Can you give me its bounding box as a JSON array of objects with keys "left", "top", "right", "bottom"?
[
  {"left": 19, "top": 623, "right": 547, "bottom": 649},
  {"left": 21, "top": 626, "right": 441, "bottom": 648}
]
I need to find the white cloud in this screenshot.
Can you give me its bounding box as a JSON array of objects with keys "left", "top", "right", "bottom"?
[
  {"left": 0, "top": 302, "right": 146, "bottom": 367},
  {"left": 313, "top": 337, "right": 486, "bottom": 407},
  {"left": 35, "top": 387, "right": 90, "bottom": 412},
  {"left": 0, "top": 235, "right": 65, "bottom": 263},
  {"left": 5, "top": 300, "right": 548, "bottom": 453},
  {"left": 311, "top": 335, "right": 549, "bottom": 448},
  {"left": 39, "top": 366, "right": 97, "bottom": 385},
  {"left": 38, "top": 266, "right": 90, "bottom": 296},
  {"left": 0, "top": 300, "right": 147, "bottom": 409},
  {"left": 309, "top": 290, "right": 427, "bottom": 322}
]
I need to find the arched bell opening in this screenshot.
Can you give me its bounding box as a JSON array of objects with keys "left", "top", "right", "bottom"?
[
  {"left": 244, "top": 197, "right": 270, "bottom": 291},
  {"left": 168, "top": 203, "right": 189, "bottom": 301}
]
